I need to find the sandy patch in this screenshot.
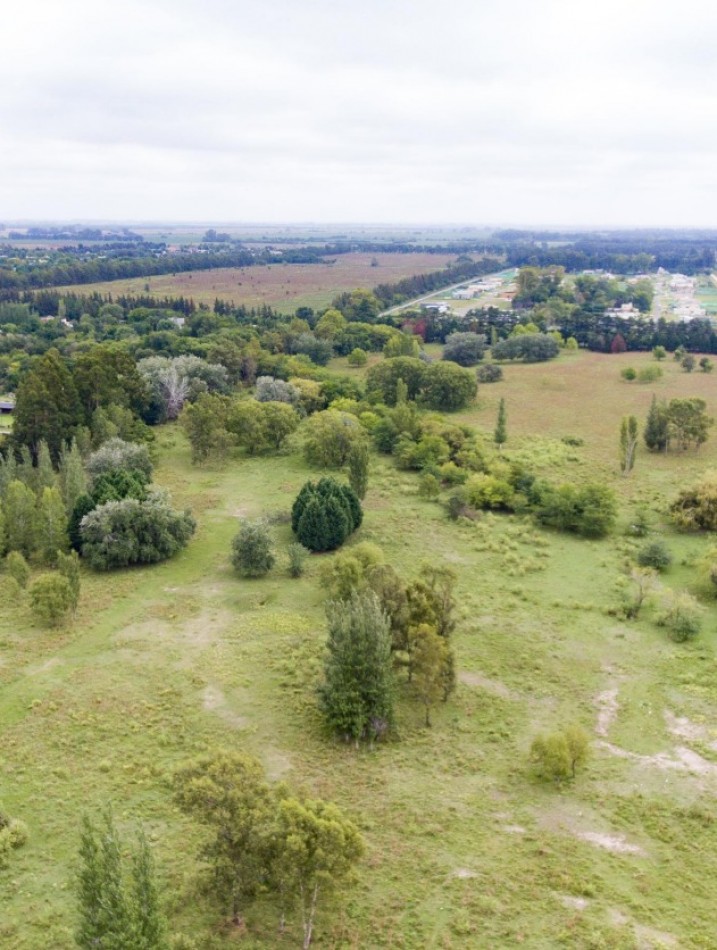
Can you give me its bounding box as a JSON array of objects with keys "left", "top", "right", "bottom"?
[
  {"left": 560, "top": 895, "right": 589, "bottom": 911},
  {"left": 202, "top": 684, "right": 248, "bottom": 729},
  {"left": 459, "top": 670, "right": 517, "bottom": 700},
  {"left": 599, "top": 739, "right": 717, "bottom": 777},
  {"left": 452, "top": 868, "right": 477, "bottom": 879},
  {"left": 595, "top": 687, "right": 619, "bottom": 737},
  {"left": 664, "top": 710, "right": 717, "bottom": 750},
  {"left": 576, "top": 831, "right": 645, "bottom": 855}
]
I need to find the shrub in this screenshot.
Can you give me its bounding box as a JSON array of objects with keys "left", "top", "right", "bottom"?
[
  {"left": 231, "top": 520, "right": 275, "bottom": 578},
  {"left": 531, "top": 725, "right": 589, "bottom": 783},
  {"left": 418, "top": 473, "right": 440, "bottom": 500},
  {"left": 621, "top": 367, "right": 637, "bottom": 381},
  {"left": 303, "top": 410, "right": 369, "bottom": 468},
  {"left": 465, "top": 473, "right": 515, "bottom": 511},
  {"left": 6, "top": 550, "right": 30, "bottom": 588},
  {"left": 0, "top": 815, "right": 28, "bottom": 867},
  {"left": 446, "top": 488, "right": 471, "bottom": 521},
  {"left": 287, "top": 542, "right": 309, "bottom": 578},
  {"left": 670, "top": 472, "right": 717, "bottom": 531},
  {"left": 637, "top": 365, "right": 663, "bottom": 383},
  {"left": 85, "top": 438, "right": 153, "bottom": 483},
  {"left": 653, "top": 345, "right": 667, "bottom": 361},
  {"left": 29, "top": 574, "right": 74, "bottom": 627},
  {"left": 442, "top": 332, "right": 487, "bottom": 367},
  {"left": 292, "top": 478, "right": 362, "bottom": 553},
  {"left": 534, "top": 483, "right": 617, "bottom": 538},
  {"left": 80, "top": 495, "right": 195, "bottom": 570},
  {"left": 636, "top": 539, "right": 672, "bottom": 571},
  {"left": 656, "top": 591, "right": 703, "bottom": 642},
  {"left": 492, "top": 334, "right": 560, "bottom": 363},
  {"left": 476, "top": 363, "right": 503, "bottom": 383},
  {"left": 420, "top": 361, "right": 477, "bottom": 411},
  {"left": 347, "top": 347, "right": 368, "bottom": 367},
  {"left": 255, "top": 376, "right": 299, "bottom": 404}
]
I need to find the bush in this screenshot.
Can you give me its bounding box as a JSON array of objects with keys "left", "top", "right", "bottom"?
[
  {"left": 29, "top": 574, "right": 74, "bottom": 627},
  {"left": 476, "top": 363, "right": 503, "bottom": 383},
  {"left": 621, "top": 367, "right": 637, "bottom": 381},
  {"left": 637, "top": 365, "right": 663, "bottom": 383},
  {"left": 303, "top": 410, "right": 369, "bottom": 468},
  {"left": 670, "top": 472, "right": 717, "bottom": 531},
  {"left": 418, "top": 473, "right": 441, "bottom": 500},
  {"left": 255, "top": 376, "right": 299, "bottom": 405},
  {"left": 231, "top": 520, "right": 275, "bottom": 577},
  {"left": 636, "top": 539, "right": 672, "bottom": 571},
  {"left": 446, "top": 488, "right": 471, "bottom": 521},
  {"left": 421, "top": 361, "right": 477, "bottom": 411},
  {"left": 287, "top": 542, "right": 309, "bottom": 578},
  {"left": 534, "top": 483, "right": 617, "bottom": 538},
  {"left": 85, "top": 438, "right": 153, "bottom": 483},
  {"left": 531, "top": 725, "right": 589, "bottom": 783},
  {"left": 6, "top": 550, "right": 30, "bottom": 588},
  {"left": 292, "top": 478, "right": 362, "bottom": 553},
  {"left": 442, "top": 332, "right": 487, "bottom": 366},
  {"left": 492, "top": 334, "right": 560, "bottom": 363},
  {"left": 656, "top": 591, "right": 703, "bottom": 642},
  {"left": 347, "top": 348, "right": 368, "bottom": 367},
  {"left": 465, "top": 473, "right": 515, "bottom": 511},
  {"left": 80, "top": 495, "right": 195, "bottom": 570}
]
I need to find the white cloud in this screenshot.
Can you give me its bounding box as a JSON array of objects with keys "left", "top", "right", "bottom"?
[{"left": 1, "top": 0, "right": 716, "bottom": 224}]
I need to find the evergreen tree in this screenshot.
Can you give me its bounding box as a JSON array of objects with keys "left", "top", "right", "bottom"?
[
  {"left": 38, "top": 486, "right": 69, "bottom": 564},
  {"left": 12, "top": 348, "right": 83, "bottom": 461},
  {"left": 323, "top": 496, "right": 351, "bottom": 551},
  {"left": 644, "top": 395, "right": 668, "bottom": 452},
  {"left": 131, "top": 829, "right": 166, "bottom": 950},
  {"left": 296, "top": 497, "right": 331, "bottom": 553},
  {"left": 293, "top": 479, "right": 362, "bottom": 553},
  {"left": 619, "top": 415, "right": 638, "bottom": 475},
  {"left": 494, "top": 397, "right": 507, "bottom": 447},
  {"left": 0, "top": 452, "right": 18, "bottom": 499},
  {"left": 319, "top": 591, "right": 395, "bottom": 743},
  {"left": 348, "top": 441, "right": 369, "bottom": 500},
  {"left": 69, "top": 494, "right": 96, "bottom": 552}
]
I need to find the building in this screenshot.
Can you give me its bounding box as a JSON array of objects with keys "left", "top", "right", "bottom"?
[{"left": 0, "top": 398, "right": 14, "bottom": 415}]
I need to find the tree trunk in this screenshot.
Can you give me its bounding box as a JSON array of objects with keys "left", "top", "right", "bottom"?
[{"left": 303, "top": 884, "right": 320, "bottom": 950}]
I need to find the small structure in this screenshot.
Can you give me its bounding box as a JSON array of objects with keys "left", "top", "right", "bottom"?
[{"left": 0, "top": 398, "right": 14, "bottom": 415}]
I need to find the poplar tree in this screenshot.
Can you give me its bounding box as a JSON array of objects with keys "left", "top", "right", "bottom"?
[
  {"left": 494, "top": 398, "right": 507, "bottom": 448},
  {"left": 619, "top": 415, "right": 638, "bottom": 475},
  {"left": 38, "top": 486, "right": 69, "bottom": 564},
  {"left": 59, "top": 439, "right": 88, "bottom": 513},
  {"left": 4, "top": 480, "right": 39, "bottom": 557},
  {"left": 348, "top": 441, "right": 369, "bottom": 500},
  {"left": 644, "top": 395, "right": 668, "bottom": 452},
  {"left": 320, "top": 591, "right": 395, "bottom": 744}
]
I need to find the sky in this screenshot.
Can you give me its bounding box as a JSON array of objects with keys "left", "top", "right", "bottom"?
[{"left": 1, "top": 0, "right": 717, "bottom": 227}]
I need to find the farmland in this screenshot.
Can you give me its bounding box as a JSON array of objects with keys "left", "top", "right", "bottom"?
[
  {"left": 51, "top": 252, "right": 457, "bottom": 311},
  {"left": 3, "top": 346, "right": 717, "bottom": 947}
]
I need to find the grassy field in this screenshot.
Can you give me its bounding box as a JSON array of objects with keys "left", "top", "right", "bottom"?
[
  {"left": 52, "top": 252, "right": 457, "bottom": 312},
  {"left": 3, "top": 349, "right": 717, "bottom": 947}
]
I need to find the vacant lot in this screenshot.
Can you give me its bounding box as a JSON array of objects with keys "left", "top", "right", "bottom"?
[
  {"left": 54, "top": 251, "right": 457, "bottom": 311},
  {"left": 3, "top": 348, "right": 717, "bottom": 947}
]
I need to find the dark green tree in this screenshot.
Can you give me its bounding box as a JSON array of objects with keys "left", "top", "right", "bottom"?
[
  {"left": 494, "top": 398, "right": 507, "bottom": 448},
  {"left": 348, "top": 441, "right": 369, "bottom": 499},
  {"left": 644, "top": 395, "right": 668, "bottom": 452},
  {"left": 12, "top": 349, "right": 83, "bottom": 461}
]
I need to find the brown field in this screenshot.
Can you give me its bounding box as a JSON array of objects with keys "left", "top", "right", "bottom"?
[{"left": 54, "top": 251, "right": 458, "bottom": 311}]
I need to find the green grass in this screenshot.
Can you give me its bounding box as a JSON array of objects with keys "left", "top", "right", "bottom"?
[{"left": 3, "top": 349, "right": 717, "bottom": 947}]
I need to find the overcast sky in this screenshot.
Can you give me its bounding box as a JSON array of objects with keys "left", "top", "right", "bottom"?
[{"left": 1, "top": 0, "right": 716, "bottom": 226}]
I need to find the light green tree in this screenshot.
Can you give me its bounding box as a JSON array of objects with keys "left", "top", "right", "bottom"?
[
  {"left": 4, "top": 480, "right": 39, "bottom": 557},
  {"left": 38, "top": 486, "right": 69, "bottom": 564},
  {"left": 273, "top": 797, "right": 364, "bottom": 949},
  {"left": 619, "top": 415, "right": 638, "bottom": 475},
  {"left": 29, "top": 574, "right": 74, "bottom": 626}
]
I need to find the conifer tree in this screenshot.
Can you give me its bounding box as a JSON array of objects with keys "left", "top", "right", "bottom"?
[
  {"left": 34, "top": 440, "right": 56, "bottom": 492},
  {"left": 494, "top": 398, "right": 507, "bottom": 448}
]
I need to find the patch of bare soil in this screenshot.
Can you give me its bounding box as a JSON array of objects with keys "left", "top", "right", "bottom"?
[
  {"left": 664, "top": 709, "right": 717, "bottom": 750},
  {"left": 576, "top": 831, "right": 646, "bottom": 855},
  {"left": 458, "top": 670, "right": 518, "bottom": 700},
  {"left": 202, "top": 684, "right": 248, "bottom": 729},
  {"left": 595, "top": 687, "right": 619, "bottom": 737}
]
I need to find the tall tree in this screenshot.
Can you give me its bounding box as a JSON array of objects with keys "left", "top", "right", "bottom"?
[
  {"left": 319, "top": 591, "right": 395, "bottom": 744},
  {"left": 644, "top": 395, "right": 668, "bottom": 452},
  {"left": 494, "top": 398, "right": 507, "bottom": 448},
  {"left": 12, "top": 349, "right": 83, "bottom": 461},
  {"left": 347, "top": 441, "right": 369, "bottom": 500},
  {"left": 410, "top": 625, "right": 453, "bottom": 726},
  {"left": 173, "top": 751, "right": 273, "bottom": 926},
  {"left": 38, "top": 486, "right": 69, "bottom": 564},
  {"left": 4, "top": 480, "right": 39, "bottom": 557},
  {"left": 59, "top": 439, "right": 88, "bottom": 514},
  {"left": 619, "top": 415, "right": 638, "bottom": 475}
]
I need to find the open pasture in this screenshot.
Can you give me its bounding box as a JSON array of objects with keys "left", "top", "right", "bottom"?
[
  {"left": 3, "top": 349, "right": 717, "bottom": 947},
  {"left": 52, "top": 251, "right": 457, "bottom": 311}
]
